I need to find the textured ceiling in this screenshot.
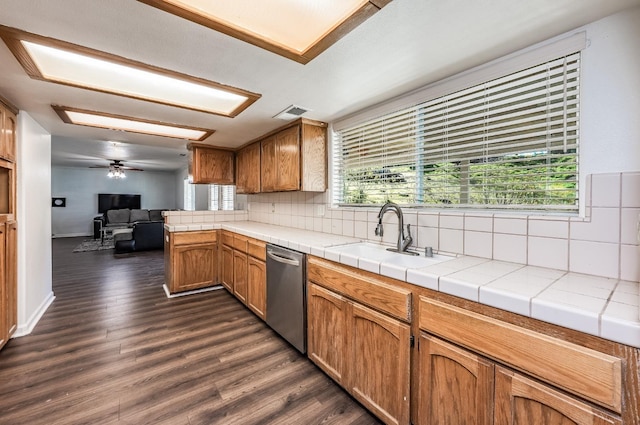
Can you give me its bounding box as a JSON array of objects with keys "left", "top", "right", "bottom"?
[{"left": 0, "top": 0, "right": 638, "bottom": 171}]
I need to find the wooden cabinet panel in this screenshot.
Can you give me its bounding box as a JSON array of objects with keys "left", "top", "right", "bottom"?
[
  {"left": 236, "top": 142, "right": 261, "bottom": 194},
  {"left": 308, "top": 256, "right": 411, "bottom": 322},
  {"left": 274, "top": 125, "right": 300, "bottom": 191},
  {"left": 260, "top": 135, "right": 277, "bottom": 192},
  {"left": 233, "top": 250, "right": 247, "bottom": 304},
  {"left": 188, "top": 144, "right": 235, "bottom": 184},
  {"left": 247, "top": 238, "right": 266, "bottom": 261},
  {"left": 300, "top": 122, "right": 326, "bottom": 192},
  {"left": 307, "top": 283, "right": 348, "bottom": 384},
  {"left": 232, "top": 234, "right": 248, "bottom": 252},
  {"left": 0, "top": 108, "right": 16, "bottom": 163},
  {"left": 165, "top": 230, "right": 219, "bottom": 294},
  {"left": 247, "top": 256, "right": 266, "bottom": 320},
  {"left": 419, "top": 297, "right": 622, "bottom": 413},
  {"left": 0, "top": 222, "right": 6, "bottom": 349},
  {"left": 5, "top": 221, "right": 16, "bottom": 338},
  {"left": 171, "top": 243, "right": 217, "bottom": 293},
  {"left": 221, "top": 244, "right": 234, "bottom": 293},
  {"left": 495, "top": 367, "right": 621, "bottom": 425},
  {"left": 349, "top": 302, "right": 411, "bottom": 425},
  {"left": 418, "top": 333, "right": 494, "bottom": 425}
]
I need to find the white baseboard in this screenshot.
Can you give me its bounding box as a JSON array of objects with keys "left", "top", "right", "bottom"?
[
  {"left": 52, "top": 233, "right": 92, "bottom": 238},
  {"left": 162, "top": 283, "right": 223, "bottom": 298},
  {"left": 13, "top": 291, "right": 56, "bottom": 338}
]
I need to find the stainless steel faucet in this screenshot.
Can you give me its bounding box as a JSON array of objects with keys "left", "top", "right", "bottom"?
[{"left": 375, "top": 202, "right": 418, "bottom": 255}]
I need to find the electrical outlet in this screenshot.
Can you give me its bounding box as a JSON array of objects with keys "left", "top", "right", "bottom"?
[
  {"left": 637, "top": 213, "right": 640, "bottom": 243},
  {"left": 316, "top": 205, "right": 325, "bottom": 217},
  {"left": 271, "top": 202, "right": 275, "bottom": 213}
]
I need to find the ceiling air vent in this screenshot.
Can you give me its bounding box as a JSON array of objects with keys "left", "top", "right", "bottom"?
[{"left": 273, "top": 105, "right": 310, "bottom": 120}]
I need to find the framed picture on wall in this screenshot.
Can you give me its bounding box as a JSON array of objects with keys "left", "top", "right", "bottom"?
[{"left": 52, "top": 197, "right": 66, "bottom": 207}]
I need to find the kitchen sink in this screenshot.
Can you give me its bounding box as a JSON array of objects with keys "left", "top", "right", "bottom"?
[{"left": 325, "top": 242, "right": 454, "bottom": 269}]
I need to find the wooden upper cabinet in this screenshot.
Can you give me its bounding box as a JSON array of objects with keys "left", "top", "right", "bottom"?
[
  {"left": 0, "top": 101, "right": 17, "bottom": 163},
  {"left": 259, "top": 118, "right": 327, "bottom": 193},
  {"left": 188, "top": 144, "right": 235, "bottom": 184},
  {"left": 236, "top": 142, "right": 261, "bottom": 194},
  {"left": 261, "top": 128, "right": 299, "bottom": 192}
]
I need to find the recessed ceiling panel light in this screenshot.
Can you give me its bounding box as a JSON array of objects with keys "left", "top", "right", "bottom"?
[
  {"left": 138, "top": 0, "right": 392, "bottom": 64},
  {"left": 52, "top": 105, "right": 215, "bottom": 141},
  {"left": 0, "top": 25, "right": 261, "bottom": 117}
]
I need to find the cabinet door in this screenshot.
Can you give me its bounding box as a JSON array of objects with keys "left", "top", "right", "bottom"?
[
  {"left": 1, "top": 109, "right": 16, "bottom": 163},
  {"left": 172, "top": 243, "right": 217, "bottom": 293},
  {"left": 349, "top": 302, "right": 411, "bottom": 425},
  {"left": 5, "top": 221, "right": 17, "bottom": 338},
  {"left": 247, "top": 256, "right": 266, "bottom": 320},
  {"left": 190, "top": 146, "right": 235, "bottom": 184},
  {"left": 418, "top": 333, "right": 494, "bottom": 425},
  {"left": 0, "top": 222, "right": 7, "bottom": 349},
  {"left": 221, "top": 244, "right": 234, "bottom": 293},
  {"left": 495, "top": 367, "right": 622, "bottom": 425},
  {"left": 236, "top": 142, "right": 261, "bottom": 194},
  {"left": 275, "top": 125, "right": 300, "bottom": 191},
  {"left": 260, "top": 135, "right": 277, "bottom": 192},
  {"left": 233, "top": 250, "right": 248, "bottom": 304},
  {"left": 307, "top": 283, "right": 348, "bottom": 385}
]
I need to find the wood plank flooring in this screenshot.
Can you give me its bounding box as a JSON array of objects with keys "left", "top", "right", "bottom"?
[{"left": 0, "top": 237, "right": 382, "bottom": 425}]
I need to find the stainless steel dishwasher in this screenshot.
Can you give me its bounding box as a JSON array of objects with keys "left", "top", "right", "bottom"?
[{"left": 266, "top": 243, "right": 306, "bottom": 353}]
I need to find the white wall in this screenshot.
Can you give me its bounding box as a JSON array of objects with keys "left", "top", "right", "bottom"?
[
  {"left": 16, "top": 112, "right": 54, "bottom": 336},
  {"left": 51, "top": 167, "right": 178, "bottom": 237},
  {"left": 579, "top": 7, "right": 640, "bottom": 191}
]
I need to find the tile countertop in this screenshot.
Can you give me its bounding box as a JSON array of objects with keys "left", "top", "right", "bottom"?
[{"left": 165, "top": 221, "right": 640, "bottom": 349}]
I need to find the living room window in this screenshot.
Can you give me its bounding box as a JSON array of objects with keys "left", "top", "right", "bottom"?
[
  {"left": 332, "top": 51, "right": 581, "bottom": 212},
  {"left": 183, "top": 178, "right": 195, "bottom": 211},
  {"left": 209, "top": 185, "right": 235, "bottom": 211}
]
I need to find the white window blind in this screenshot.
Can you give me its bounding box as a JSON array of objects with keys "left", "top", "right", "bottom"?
[
  {"left": 209, "top": 185, "right": 235, "bottom": 211},
  {"left": 333, "top": 52, "right": 580, "bottom": 211}
]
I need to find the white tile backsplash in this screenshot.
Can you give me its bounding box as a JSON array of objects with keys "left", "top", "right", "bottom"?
[
  {"left": 528, "top": 237, "right": 568, "bottom": 270},
  {"left": 621, "top": 172, "right": 640, "bottom": 208},
  {"left": 569, "top": 240, "right": 619, "bottom": 278},
  {"left": 591, "top": 173, "right": 621, "bottom": 207},
  {"left": 242, "top": 171, "right": 639, "bottom": 281}
]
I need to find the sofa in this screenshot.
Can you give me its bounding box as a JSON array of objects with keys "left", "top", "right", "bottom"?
[
  {"left": 102, "top": 208, "right": 165, "bottom": 228},
  {"left": 114, "top": 221, "right": 164, "bottom": 253}
]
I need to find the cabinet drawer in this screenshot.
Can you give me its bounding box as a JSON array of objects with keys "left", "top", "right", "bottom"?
[
  {"left": 247, "top": 238, "right": 266, "bottom": 261},
  {"left": 419, "top": 297, "right": 622, "bottom": 413},
  {"left": 221, "top": 230, "right": 234, "bottom": 247},
  {"left": 173, "top": 230, "right": 217, "bottom": 246},
  {"left": 308, "top": 256, "right": 411, "bottom": 322},
  {"left": 232, "top": 234, "right": 248, "bottom": 252}
]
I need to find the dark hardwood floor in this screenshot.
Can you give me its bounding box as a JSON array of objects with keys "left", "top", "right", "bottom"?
[{"left": 0, "top": 237, "right": 381, "bottom": 425}]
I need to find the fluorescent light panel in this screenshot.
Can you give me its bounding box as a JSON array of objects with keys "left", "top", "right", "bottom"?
[
  {"left": 139, "top": 0, "right": 391, "bottom": 63},
  {"left": 53, "top": 106, "right": 215, "bottom": 141},
  {"left": 0, "top": 25, "right": 260, "bottom": 117}
]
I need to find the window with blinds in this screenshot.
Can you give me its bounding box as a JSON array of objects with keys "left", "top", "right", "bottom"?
[
  {"left": 209, "top": 185, "right": 235, "bottom": 211},
  {"left": 333, "top": 52, "right": 580, "bottom": 211},
  {"left": 183, "top": 179, "right": 195, "bottom": 211}
]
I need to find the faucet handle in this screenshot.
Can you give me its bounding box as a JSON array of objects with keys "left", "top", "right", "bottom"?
[{"left": 404, "top": 223, "right": 412, "bottom": 238}]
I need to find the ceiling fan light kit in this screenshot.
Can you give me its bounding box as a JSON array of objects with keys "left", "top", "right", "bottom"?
[{"left": 107, "top": 166, "right": 126, "bottom": 179}]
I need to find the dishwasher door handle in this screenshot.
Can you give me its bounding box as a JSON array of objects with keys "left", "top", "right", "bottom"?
[{"left": 267, "top": 249, "right": 301, "bottom": 267}]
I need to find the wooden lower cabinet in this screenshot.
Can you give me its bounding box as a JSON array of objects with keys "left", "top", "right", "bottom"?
[
  {"left": 0, "top": 220, "right": 17, "bottom": 349},
  {"left": 0, "top": 221, "right": 6, "bottom": 349},
  {"left": 233, "top": 250, "right": 248, "bottom": 303},
  {"left": 221, "top": 244, "right": 234, "bottom": 292},
  {"left": 247, "top": 256, "right": 266, "bottom": 320},
  {"left": 417, "top": 333, "right": 494, "bottom": 425},
  {"left": 165, "top": 230, "right": 218, "bottom": 293},
  {"left": 495, "top": 367, "right": 621, "bottom": 425},
  {"left": 349, "top": 302, "right": 411, "bottom": 425},
  {"left": 307, "top": 283, "right": 348, "bottom": 383},
  {"left": 307, "top": 281, "right": 411, "bottom": 425},
  {"left": 221, "top": 232, "right": 266, "bottom": 319}
]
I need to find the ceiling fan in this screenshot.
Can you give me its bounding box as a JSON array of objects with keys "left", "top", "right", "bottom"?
[{"left": 90, "top": 160, "right": 144, "bottom": 179}]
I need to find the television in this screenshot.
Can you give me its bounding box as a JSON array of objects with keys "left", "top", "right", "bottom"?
[{"left": 98, "top": 193, "right": 141, "bottom": 213}]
